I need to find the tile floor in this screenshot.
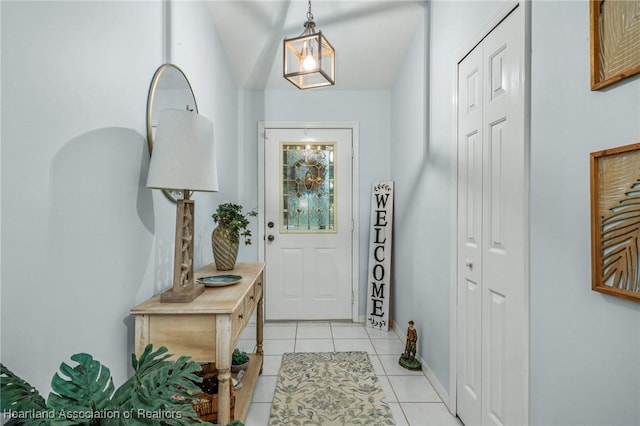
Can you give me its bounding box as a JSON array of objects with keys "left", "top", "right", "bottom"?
[{"left": 236, "top": 321, "right": 463, "bottom": 426}]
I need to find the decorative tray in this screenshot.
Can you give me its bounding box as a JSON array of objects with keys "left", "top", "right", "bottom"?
[{"left": 197, "top": 275, "right": 242, "bottom": 287}]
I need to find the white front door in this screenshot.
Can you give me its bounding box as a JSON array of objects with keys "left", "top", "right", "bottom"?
[
  {"left": 261, "top": 126, "right": 354, "bottom": 320},
  {"left": 456, "top": 4, "right": 529, "bottom": 426}
]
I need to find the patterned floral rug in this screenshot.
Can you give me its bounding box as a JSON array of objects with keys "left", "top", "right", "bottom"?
[{"left": 269, "top": 352, "right": 395, "bottom": 426}]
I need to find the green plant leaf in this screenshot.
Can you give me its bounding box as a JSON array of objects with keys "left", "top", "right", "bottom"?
[
  {"left": 47, "top": 353, "right": 116, "bottom": 425},
  {"left": 0, "top": 363, "right": 49, "bottom": 425},
  {"left": 112, "top": 344, "right": 209, "bottom": 425},
  {"left": 131, "top": 344, "right": 172, "bottom": 378},
  {"left": 211, "top": 203, "right": 257, "bottom": 245},
  {"left": 231, "top": 349, "right": 249, "bottom": 365}
]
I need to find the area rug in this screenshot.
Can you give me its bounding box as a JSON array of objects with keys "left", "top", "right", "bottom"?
[{"left": 268, "top": 352, "right": 395, "bottom": 426}]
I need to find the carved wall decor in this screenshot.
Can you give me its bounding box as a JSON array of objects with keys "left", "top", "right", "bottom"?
[
  {"left": 590, "top": 142, "right": 640, "bottom": 302},
  {"left": 590, "top": 0, "right": 640, "bottom": 90}
]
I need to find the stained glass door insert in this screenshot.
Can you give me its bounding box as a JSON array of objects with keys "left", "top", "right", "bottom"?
[{"left": 281, "top": 142, "right": 336, "bottom": 232}]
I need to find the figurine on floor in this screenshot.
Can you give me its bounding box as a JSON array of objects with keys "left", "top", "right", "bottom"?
[
  {"left": 404, "top": 321, "right": 417, "bottom": 359},
  {"left": 399, "top": 320, "right": 422, "bottom": 371}
]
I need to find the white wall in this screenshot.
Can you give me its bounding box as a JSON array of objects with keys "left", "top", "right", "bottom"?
[
  {"left": 2, "top": 0, "right": 158, "bottom": 394},
  {"left": 530, "top": 2, "right": 640, "bottom": 425},
  {"left": 0, "top": 0, "right": 238, "bottom": 395},
  {"left": 390, "top": 0, "right": 452, "bottom": 390},
  {"left": 168, "top": 0, "right": 244, "bottom": 270}
]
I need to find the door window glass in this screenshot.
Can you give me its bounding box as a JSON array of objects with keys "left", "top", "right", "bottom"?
[{"left": 281, "top": 142, "right": 336, "bottom": 232}]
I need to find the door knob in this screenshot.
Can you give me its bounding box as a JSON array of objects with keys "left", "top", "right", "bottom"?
[
  {"left": 268, "top": 235, "right": 275, "bottom": 242},
  {"left": 267, "top": 221, "right": 275, "bottom": 228}
]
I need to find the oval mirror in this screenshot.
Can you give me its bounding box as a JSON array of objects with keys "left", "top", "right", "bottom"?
[{"left": 146, "top": 64, "right": 198, "bottom": 202}]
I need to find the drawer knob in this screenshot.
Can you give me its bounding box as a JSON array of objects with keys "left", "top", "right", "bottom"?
[{"left": 238, "top": 313, "right": 244, "bottom": 320}]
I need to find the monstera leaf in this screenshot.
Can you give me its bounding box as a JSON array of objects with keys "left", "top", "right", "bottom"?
[
  {"left": 47, "top": 353, "right": 116, "bottom": 424},
  {"left": 112, "top": 345, "right": 205, "bottom": 425},
  {"left": 0, "top": 364, "right": 48, "bottom": 425}
]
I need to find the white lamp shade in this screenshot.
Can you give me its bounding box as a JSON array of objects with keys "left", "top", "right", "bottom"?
[{"left": 147, "top": 109, "right": 219, "bottom": 192}]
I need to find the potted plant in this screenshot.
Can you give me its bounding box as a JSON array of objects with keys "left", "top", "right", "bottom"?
[
  {"left": 231, "top": 348, "right": 250, "bottom": 373},
  {"left": 211, "top": 203, "right": 257, "bottom": 271}
]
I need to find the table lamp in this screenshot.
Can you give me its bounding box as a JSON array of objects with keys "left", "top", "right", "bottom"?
[{"left": 147, "top": 109, "right": 219, "bottom": 302}]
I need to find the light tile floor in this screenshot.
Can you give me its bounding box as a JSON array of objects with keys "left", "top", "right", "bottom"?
[{"left": 236, "top": 321, "right": 463, "bottom": 426}]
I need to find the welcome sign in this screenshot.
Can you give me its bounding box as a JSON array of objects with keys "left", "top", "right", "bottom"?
[{"left": 366, "top": 182, "right": 394, "bottom": 330}]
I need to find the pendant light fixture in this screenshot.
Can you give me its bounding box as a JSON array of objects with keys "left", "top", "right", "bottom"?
[{"left": 283, "top": 0, "right": 335, "bottom": 89}]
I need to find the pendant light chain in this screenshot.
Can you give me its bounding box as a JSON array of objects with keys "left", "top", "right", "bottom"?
[{"left": 307, "top": 0, "right": 314, "bottom": 22}]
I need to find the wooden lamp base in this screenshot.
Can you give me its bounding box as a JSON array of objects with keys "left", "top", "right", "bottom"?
[
  {"left": 160, "top": 281, "right": 205, "bottom": 303},
  {"left": 160, "top": 197, "right": 203, "bottom": 303}
]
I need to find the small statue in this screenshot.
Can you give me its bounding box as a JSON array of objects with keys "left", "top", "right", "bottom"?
[
  {"left": 403, "top": 321, "right": 417, "bottom": 359},
  {"left": 399, "top": 320, "right": 422, "bottom": 371},
  {"left": 233, "top": 369, "right": 245, "bottom": 390}
]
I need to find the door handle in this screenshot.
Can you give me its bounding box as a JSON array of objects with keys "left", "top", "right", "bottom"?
[{"left": 267, "top": 235, "right": 275, "bottom": 242}]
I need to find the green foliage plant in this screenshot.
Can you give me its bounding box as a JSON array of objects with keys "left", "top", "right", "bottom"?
[
  {"left": 211, "top": 203, "right": 257, "bottom": 245},
  {"left": 0, "top": 344, "right": 244, "bottom": 426},
  {"left": 231, "top": 349, "right": 249, "bottom": 366}
]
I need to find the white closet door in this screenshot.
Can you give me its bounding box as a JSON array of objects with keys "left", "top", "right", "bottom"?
[{"left": 457, "top": 4, "right": 529, "bottom": 426}]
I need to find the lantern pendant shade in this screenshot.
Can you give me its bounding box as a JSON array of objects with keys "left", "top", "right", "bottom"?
[{"left": 284, "top": 28, "right": 335, "bottom": 90}]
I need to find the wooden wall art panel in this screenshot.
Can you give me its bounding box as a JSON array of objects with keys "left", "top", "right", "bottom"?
[
  {"left": 590, "top": 0, "right": 640, "bottom": 90},
  {"left": 590, "top": 142, "right": 640, "bottom": 302}
]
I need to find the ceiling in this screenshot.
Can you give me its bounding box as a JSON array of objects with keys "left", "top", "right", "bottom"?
[{"left": 206, "top": 0, "right": 426, "bottom": 91}]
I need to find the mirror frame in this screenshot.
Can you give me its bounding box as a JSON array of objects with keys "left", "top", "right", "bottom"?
[{"left": 146, "top": 64, "right": 198, "bottom": 202}]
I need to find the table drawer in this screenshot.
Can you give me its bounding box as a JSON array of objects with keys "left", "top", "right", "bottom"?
[
  {"left": 253, "top": 273, "right": 263, "bottom": 302},
  {"left": 147, "top": 314, "right": 216, "bottom": 363},
  {"left": 231, "top": 282, "right": 260, "bottom": 343},
  {"left": 231, "top": 300, "right": 246, "bottom": 343},
  {"left": 245, "top": 288, "right": 257, "bottom": 318}
]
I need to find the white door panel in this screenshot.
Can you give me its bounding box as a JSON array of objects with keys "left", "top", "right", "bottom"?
[
  {"left": 457, "top": 41, "right": 483, "bottom": 426},
  {"left": 264, "top": 127, "right": 353, "bottom": 320}
]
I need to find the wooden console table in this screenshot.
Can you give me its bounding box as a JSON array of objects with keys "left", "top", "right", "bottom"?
[{"left": 130, "top": 262, "right": 265, "bottom": 425}]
